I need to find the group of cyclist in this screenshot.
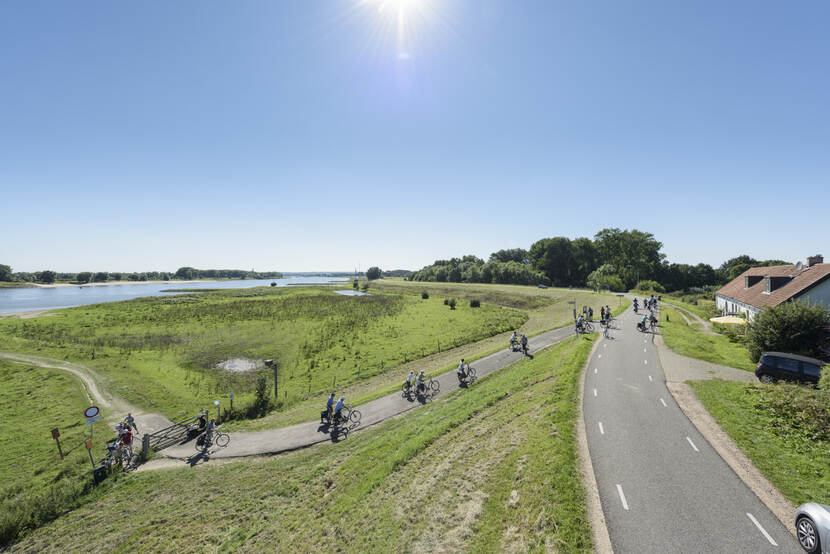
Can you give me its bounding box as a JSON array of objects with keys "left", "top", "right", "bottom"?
[
  {"left": 509, "top": 330, "right": 529, "bottom": 353},
  {"left": 576, "top": 305, "right": 612, "bottom": 334},
  {"left": 634, "top": 295, "right": 659, "bottom": 332},
  {"left": 320, "top": 393, "right": 348, "bottom": 426}
]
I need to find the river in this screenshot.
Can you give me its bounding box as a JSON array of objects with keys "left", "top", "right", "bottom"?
[{"left": 0, "top": 276, "right": 350, "bottom": 315}]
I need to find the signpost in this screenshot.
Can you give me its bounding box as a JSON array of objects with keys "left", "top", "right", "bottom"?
[
  {"left": 214, "top": 399, "right": 221, "bottom": 424},
  {"left": 85, "top": 438, "right": 95, "bottom": 468},
  {"left": 51, "top": 428, "right": 63, "bottom": 459},
  {"left": 229, "top": 392, "right": 234, "bottom": 412},
  {"left": 567, "top": 300, "right": 576, "bottom": 320},
  {"left": 84, "top": 406, "right": 100, "bottom": 437}
]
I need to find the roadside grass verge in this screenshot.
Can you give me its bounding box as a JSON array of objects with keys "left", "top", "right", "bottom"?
[
  {"left": 690, "top": 380, "right": 830, "bottom": 506},
  {"left": 662, "top": 293, "right": 718, "bottom": 320},
  {"left": 0, "top": 287, "right": 525, "bottom": 423},
  {"left": 660, "top": 307, "right": 755, "bottom": 371},
  {"left": 0, "top": 359, "right": 120, "bottom": 548},
  {"left": 11, "top": 336, "right": 596, "bottom": 553}
]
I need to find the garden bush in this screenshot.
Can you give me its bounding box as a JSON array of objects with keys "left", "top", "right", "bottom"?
[
  {"left": 421, "top": 291, "right": 429, "bottom": 299},
  {"left": 469, "top": 299, "right": 480, "bottom": 308},
  {"left": 746, "top": 302, "right": 830, "bottom": 362},
  {"left": 448, "top": 298, "right": 457, "bottom": 310}
]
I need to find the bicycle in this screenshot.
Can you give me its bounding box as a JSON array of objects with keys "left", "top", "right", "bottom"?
[
  {"left": 195, "top": 430, "right": 230, "bottom": 452},
  {"left": 333, "top": 405, "right": 362, "bottom": 427},
  {"left": 457, "top": 364, "right": 476, "bottom": 384}
]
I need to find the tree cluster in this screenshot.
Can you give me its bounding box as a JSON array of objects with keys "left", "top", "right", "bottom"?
[
  {"left": 411, "top": 255, "right": 550, "bottom": 286},
  {"left": 0, "top": 265, "right": 282, "bottom": 284}
]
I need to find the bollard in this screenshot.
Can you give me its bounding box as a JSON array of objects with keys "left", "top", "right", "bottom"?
[{"left": 142, "top": 434, "right": 150, "bottom": 459}]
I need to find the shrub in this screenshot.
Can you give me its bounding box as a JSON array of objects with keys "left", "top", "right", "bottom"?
[
  {"left": 448, "top": 298, "right": 457, "bottom": 310},
  {"left": 470, "top": 299, "right": 480, "bottom": 308},
  {"left": 746, "top": 301, "right": 830, "bottom": 362},
  {"left": 360, "top": 282, "right": 369, "bottom": 292},
  {"left": 421, "top": 291, "right": 429, "bottom": 299},
  {"left": 820, "top": 364, "right": 830, "bottom": 391},
  {"left": 443, "top": 298, "right": 449, "bottom": 305},
  {"left": 270, "top": 282, "right": 277, "bottom": 287},
  {"left": 636, "top": 280, "right": 666, "bottom": 293}
]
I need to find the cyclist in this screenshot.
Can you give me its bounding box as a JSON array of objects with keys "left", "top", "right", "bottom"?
[
  {"left": 649, "top": 309, "right": 657, "bottom": 329},
  {"left": 509, "top": 331, "right": 518, "bottom": 349},
  {"left": 457, "top": 359, "right": 467, "bottom": 382},
  {"left": 639, "top": 314, "right": 648, "bottom": 332},
  {"left": 333, "top": 397, "right": 346, "bottom": 425},
  {"left": 321, "top": 393, "right": 335, "bottom": 424},
  {"left": 404, "top": 371, "right": 414, "bottom": 392},
  {"left": 416, "top": 371, "right": 426, "bottom": 393},
  {"left": 520, "top": 333, "right": 528, "bottom": 353},
  {"left": 118, "top": 425, "right": 134, "bottom": 461},
  {"left": 575, "top": 313, "right": 584, "bottom": 333},
  {"left": 633, "top": 298, "right": 639, "bottom": 313},
  {"left": 124, "top": 413, "right": 138, "bottom": 434},
  {"left": 588, "top": 307, "right": 593, "bottom": 320},
  {"left": 205, "top": 418, "right": 216, "bottom": 445}
]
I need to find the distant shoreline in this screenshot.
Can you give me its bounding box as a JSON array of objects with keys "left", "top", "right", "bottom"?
[{"left": 31, "top": 279, "right": 206, "bottom": 289}]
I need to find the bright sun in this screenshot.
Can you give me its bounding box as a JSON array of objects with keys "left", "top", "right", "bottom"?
[{"left": 359, "top": 0, "right": 441, "bottom": 60}]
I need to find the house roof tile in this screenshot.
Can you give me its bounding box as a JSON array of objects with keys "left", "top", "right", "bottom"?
[{"left": 716, "top": 263, "right": 830, "bottom": 310}]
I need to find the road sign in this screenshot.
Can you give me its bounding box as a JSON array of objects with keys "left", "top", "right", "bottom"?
[
  {"left": 51, "top": 427, "right": 60, "bottom": 439},
  {"left": 85, "top": 439, "right": 93, "bottom": 449},
  {"left": 85, "top": 416, "right": 100, "bottom": 425},
  {"left": 84, "top": 406, "right": 99, "bottom": 418}
]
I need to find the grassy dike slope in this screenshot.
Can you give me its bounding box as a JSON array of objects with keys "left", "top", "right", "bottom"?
[
  {"left": 12, "top": 336, "right": 596, "bottom": 553},
  {"left": 690, "top": 380, "right": 830, "bottom": 507},
  {"left": 660, "top": 306, "right": 755, "bottom": 371},
  {"left": 0, "top": 359, "right": 117, "bottom": 547}
]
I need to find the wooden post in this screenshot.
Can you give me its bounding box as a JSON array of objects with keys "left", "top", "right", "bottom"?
[
  {"left": 51, "top": 428, "right": 63, "bottom": 460},
  {"left": 142, "top": 434, "right": 150, "bottom": 459}
]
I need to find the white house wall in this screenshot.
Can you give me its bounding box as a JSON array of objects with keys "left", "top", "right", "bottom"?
[
  {"left": 715, "top": 294, "right": 760, "bottom": 320},
  {"left": 795, "top": 278, "right": 830, "bottom": 311}
]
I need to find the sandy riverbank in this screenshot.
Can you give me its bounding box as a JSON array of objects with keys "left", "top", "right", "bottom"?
[{"left": 32, "top": 280, "right": 206, "bottom": 288}]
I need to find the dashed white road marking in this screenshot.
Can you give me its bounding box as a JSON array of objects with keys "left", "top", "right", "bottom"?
[
  {"left": 593, "top": 388, "right": 597, "bottom": 397},
  {"left": 594, "top": 368, "right": 598, "bottom": 374},
  {"left": 644, "top": 360, "right": 648, "bottom": 365},
  {"left": 648, "top": 375, "right": 653, "bottom": 382},
  {"left": 603, "top": 343, "right": 607, "bottom": 348},
  {"left": 598, "top": 354, "right": 602, "bottom": 359},
  {"left": 643, "top": 348, "right": 647, "bottom": 353},
  {"left": 616, "top": 484, "right": 629, "bottom": 510},
  {"left": 660, "top": 398, "right": 668, "bottom": 407},
  {"left": 598, "top": 422, "right": 605, "bottom": 435},
  {"left": 747, "top": 513, "right": 778, "bottom": 546},
  {"left": 686, "top": 437, "right": 699, "bottom": 452}
]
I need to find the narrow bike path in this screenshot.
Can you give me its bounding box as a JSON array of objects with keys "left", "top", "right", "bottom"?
[
  {"left": 160, "top": 325, "right": 578, "bottom": 461},
  {"left": 583, "top": 308, "right": 799, "bottom": 552}
]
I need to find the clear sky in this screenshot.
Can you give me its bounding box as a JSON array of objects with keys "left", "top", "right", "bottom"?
[{"left": 1, "top": 0, "right": 828, "bottom": 273}]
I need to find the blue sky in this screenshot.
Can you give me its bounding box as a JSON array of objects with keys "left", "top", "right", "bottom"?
[{"left": 1, "top": 0, "right": 828, "bottom": 272}]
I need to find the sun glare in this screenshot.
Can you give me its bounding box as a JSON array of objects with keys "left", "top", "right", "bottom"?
[{"left": 356, "top": 0, "right": 446, "bottom": 61}]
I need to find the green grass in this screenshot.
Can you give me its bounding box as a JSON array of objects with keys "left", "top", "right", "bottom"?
[
  {"left": 0, "top": 359, "right": 119, "bottom": 547},
  {"left": 662, "top": 294, "right": 717, "bottom": 320},
  {"left": 0, "top": 282, "right": 37, "bottom": 288},
  {"left": 0, "top": 287, "right": 526, "bottom": 422},
  {"left": 660, "top": 306, "right": 755, "bottom": 371},
  {"left": 11, "top": 336, "right": 596, "bottom": 553},
  {"left": 690, "top": 380, "right": 830, "bottom": 506}
]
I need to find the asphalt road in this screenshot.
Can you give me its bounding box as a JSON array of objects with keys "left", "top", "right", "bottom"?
[{"left": 583, "top": 307, "right": 800, "bottom": 553}]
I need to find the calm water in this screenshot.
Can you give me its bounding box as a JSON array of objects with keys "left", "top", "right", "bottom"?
[{"left": 0, "top": 276, "right": 349, "bottom": 314}]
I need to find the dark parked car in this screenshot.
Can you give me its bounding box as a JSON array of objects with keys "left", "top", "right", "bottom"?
[{"left": 755, "top": 352, "right": 825, "bottom": 384}]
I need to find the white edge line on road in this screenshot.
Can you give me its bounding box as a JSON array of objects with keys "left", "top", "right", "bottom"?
[
  {"left": 616, "top": 484, "right": 629, "bottom": 510},
  {"left": 747, "top": 513, "right": 778, "bottom": 546},
  {"left": 593, "top": 388, "right": 597, "bottom": 397},
  {"left": 598, "top": 422, "right": 604, "bottom": 434},
  {"left": 648, "top": 375, "right": 653, "bottom": 382},
  {"left": 686, "top": 436, "right": 699, "bottom": 452},
  {"left": 660, "top": 398, "right": 668, "bottom": 407}
]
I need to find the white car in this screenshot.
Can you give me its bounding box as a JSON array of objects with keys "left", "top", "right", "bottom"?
[{"left": 796, "top": 503, "right": 830, "bottom": 554}]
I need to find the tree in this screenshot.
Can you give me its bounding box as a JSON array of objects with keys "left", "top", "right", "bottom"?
[
  {"left": 110, "top": 272, "right": 123, "bottom": 281},
  {"left": 489, "top": 248, "right": 529, "bottom": 264},
  {"left": 93, "top": 272, "right": 109, "bottom": 282},
  {"left": 174, "top": 267, "right": 197, "bottom": 280},
  {"left": 746, "top": 301, "right": 830, "bottom": 362},
  {"left": 0, "top": 264, "right": 12, "bottom": 282},
  {"left": 76, "top": 272, "right": 93, "bottom": 283},
  {"left": 569, "top": 238, "right": 598, "bottom": 286},
  {"left": 36, "top": 270, "right": 57, "bottom": 284},
  {"left": 594, "top": 228, "right": 664, "bottom": 289},
  {"left": 586, "top": 264, "right": 625, "bottom": 292},
  {"left": 366, "top": 267, "right": 382, "bottom": 280},
  {"left": 529, "top": 237, "right": 573, "bottom": 286}
]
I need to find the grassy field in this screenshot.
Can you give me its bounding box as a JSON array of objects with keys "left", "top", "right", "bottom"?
[
  {"left": 690, "top": 380, "right": 829, "bottom": 506},
  {"left": 662, "top": 294, "right": 717, "bottom": 320},
  {"left": 0, "top": 287, "right": 526, "bottom": 422},
  {"left": 0, "top": 359, "right": 118, "bottom": 547},
  {"left": 10, "top": 336, "right": 596, "bottom": 553},
  {"left": 660, "top": 306, "right": 755, "bottom": 371}
]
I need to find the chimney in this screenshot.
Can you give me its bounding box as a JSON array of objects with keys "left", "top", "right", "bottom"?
[{"left": 808, "top": 254, "right": 824, "bottom": 267}]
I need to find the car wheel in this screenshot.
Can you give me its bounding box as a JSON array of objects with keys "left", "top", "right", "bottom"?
[
  {"left": 796, "top": 516, "right": 820, "bottom": 554},
  {"left": 758, "top": 374, "right": 775, "bottom": 384}
]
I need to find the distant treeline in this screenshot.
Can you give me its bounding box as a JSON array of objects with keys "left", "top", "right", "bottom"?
[
  {"left": 0, "top": 265, "right": 282, "bottom": 284},
  {"left": 410, "top": 229, "right": 788, "bottom": 293}
]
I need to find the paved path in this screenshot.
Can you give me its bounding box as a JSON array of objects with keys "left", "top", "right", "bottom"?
[
  {"left": 583, "top": 308, "right": 799, "bottom": 553},
  {"left": 160, "top": 325, "right": 578, "bottom": 461}
]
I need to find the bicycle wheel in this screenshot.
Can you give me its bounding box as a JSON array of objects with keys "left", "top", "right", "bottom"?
[
  {"left": 215, "top": 433, "right": 230, "bottom": 447},
  {"left": 429, "top": 379, "right": 440, "bottom": 393},
  {"left": 467, "top": 367, "right": 476, "bottom": 378},
  {"left": 349, "top": 409, "right": 361, "bottom": 423},
  {"left": 585, "top": 323, "right": 594, "bottom": 332}
]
